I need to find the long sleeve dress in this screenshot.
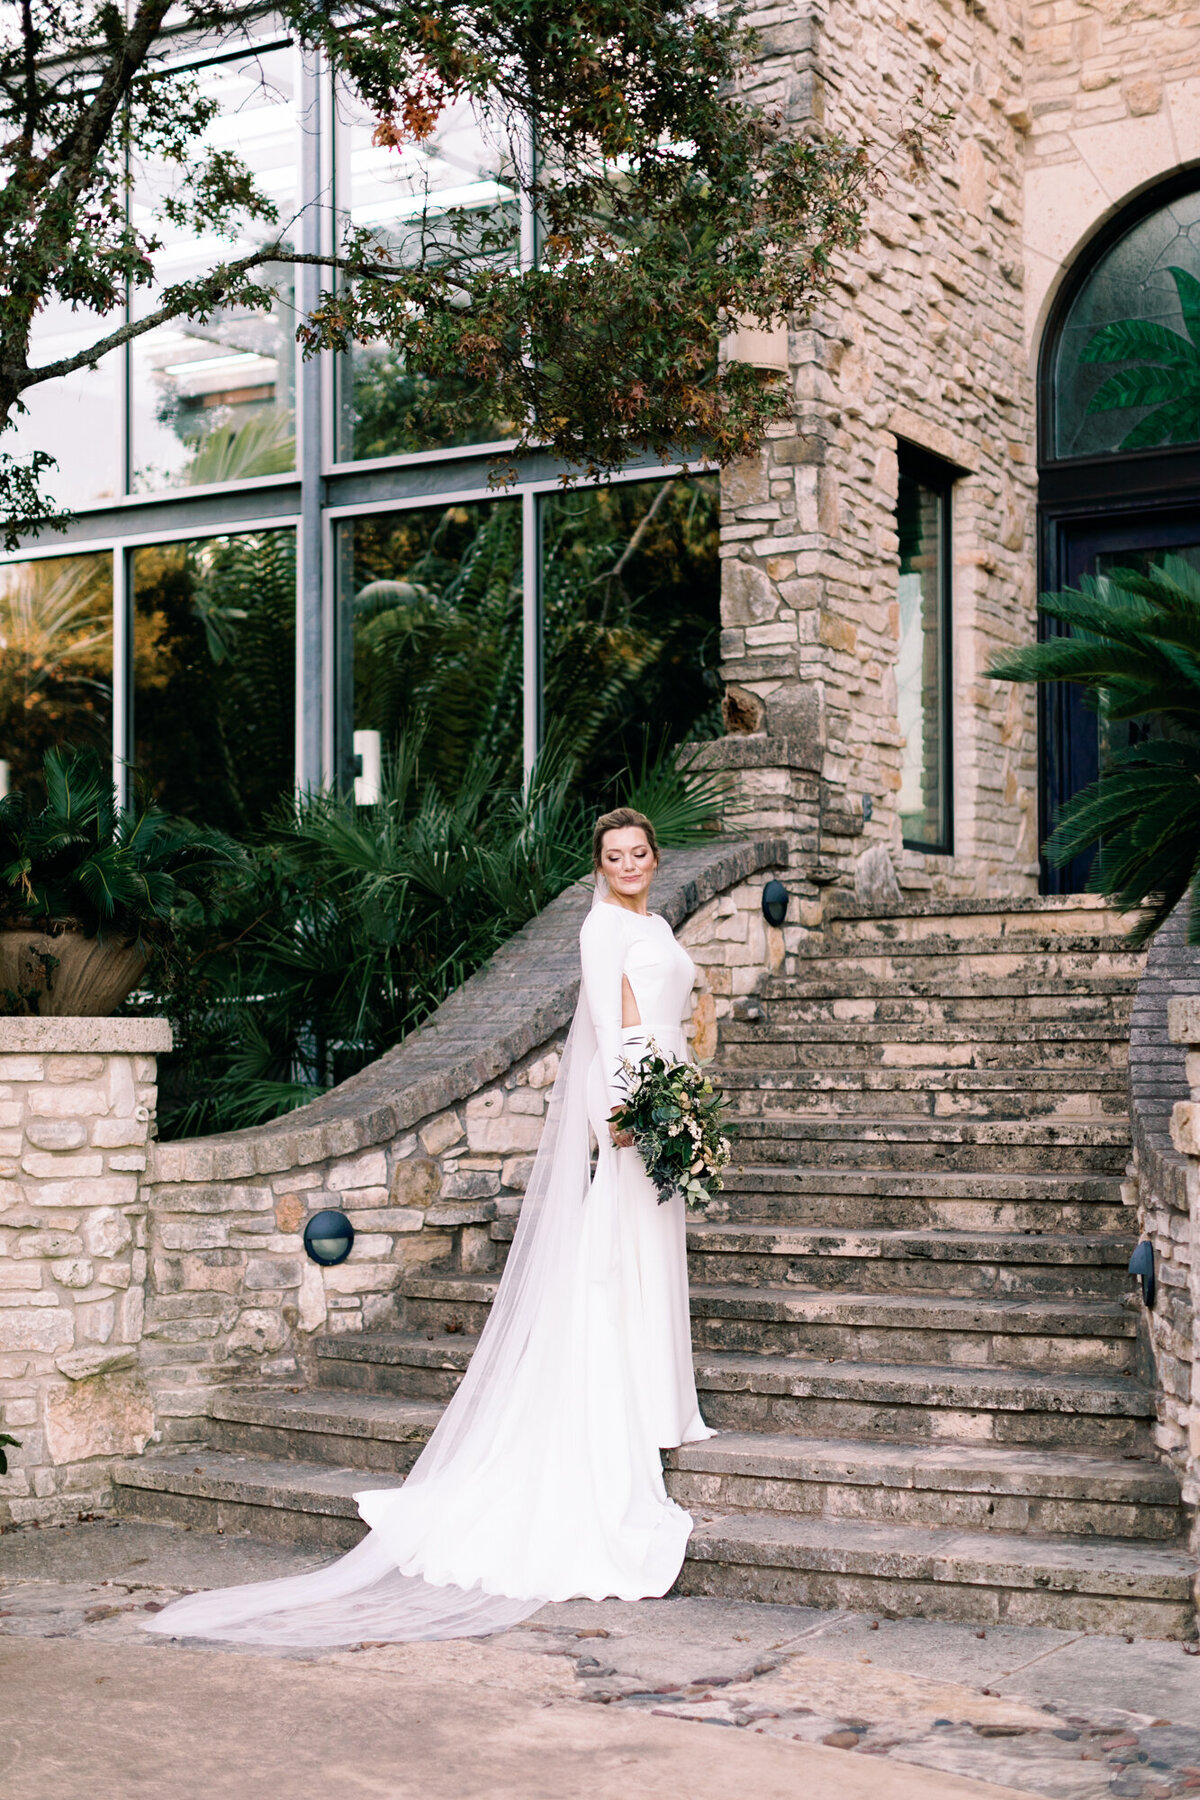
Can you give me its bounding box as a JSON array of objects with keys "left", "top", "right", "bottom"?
[{"left": 145, "top": 900, "right": 713, "bottom": 1646}]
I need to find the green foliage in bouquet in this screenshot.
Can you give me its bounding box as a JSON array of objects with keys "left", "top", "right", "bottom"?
[
  {"left": 610, "top": 1041, "right": 733, "bottom": 1210},
  {"left": 0, "top": 1432, "right": 19, "bottom": 1474}
]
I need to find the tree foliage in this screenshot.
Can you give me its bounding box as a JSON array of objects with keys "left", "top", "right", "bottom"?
[
  {"left": 150, "top": 733, "right": 729, "bottom": 1137},
  {"left": 0, "top": 1, "right": 941, "bottom": 542},
  {"left": 989, "top": 555, "right": 1200, "bottom": 944}
]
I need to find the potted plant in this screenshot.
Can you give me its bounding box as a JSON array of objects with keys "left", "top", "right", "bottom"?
[{"left": 0, "top": 745, "right": 236, "bottom": 1017}]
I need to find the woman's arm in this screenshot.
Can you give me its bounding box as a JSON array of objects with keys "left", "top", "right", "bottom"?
[{"left": 579, "top": 907, "right": 631, "bottom": 1138}]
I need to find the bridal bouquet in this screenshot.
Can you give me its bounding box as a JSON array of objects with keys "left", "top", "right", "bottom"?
[{"left": 610, "top": 1040, "right": 734, "bottom": 1210}]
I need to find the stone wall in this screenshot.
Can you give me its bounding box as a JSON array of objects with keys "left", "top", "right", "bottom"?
[
  {"left": 716, "top": 0, "right": 1200, "bottom": 901},
  {"left": 0, "top": 1020, "right": 170, "bottom": 1526},
  {"left": 1155, "top": 983, "right": 1200, "bottom": 1535},
  {"left": 1022, "top": 1, "right": 1200, "bottom": 356},
  {"left": 717, "top": 0, "right": 1039, "bottom": 899},
  {"left": 1127, "top": 911, "right": 1200, "bottom": 1541},
  {"left": 138, "top": 840, "right": 789, "bottom": 1457}
]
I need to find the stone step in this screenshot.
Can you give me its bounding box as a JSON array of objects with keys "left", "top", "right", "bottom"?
[
  {"left": 112, "top": 1448, "right": 390, "bottom": 1551},
  {"left": 318, "top": 1330, "right": 476, "bottom": 1402},
  {"left": 111, "top": 1450, "right": 1193, "bottom": 1634},
  {"left": 739, "top": 997, "right": 1134, "bottom": 1034},
  {"left": 319, "top": 1314, "right": 1155, "bottom": 1445},
  {"left": 677, "top": 1512, "right": 1194, "bottom": 1636},
  {"left": 734, "top": 1115, "right": 1130, "bottom": 1173},
  {"left": 322, "top": 1280, "right": 1136, "bottom": 1403},
  {"left": 188, "top": 1383, "right": 1185, "bottom": 1540},
  {"left": 787, "top": 936, "right": 1142, "bottom": 974},
  {"left": 718, "top": 1022, "right": 1129, "bottom": 1070},
  {"left": 683, "top": 1222, "right": 1135, "bottom": 1299},
  {"left": 210, "top": 1388, "right": 442, "bottom": 1471},
  {"left": 692, "top": 1353, "right": 1155, "bottom": 1449},
  {"left": 665, "top": 1432, "right": 1182, "bottom": 1540},
  {"left": 818, "top": 897, "right": 1131, "bottom": 943},
  {"left": 764, "top": 974, "right": 1138, "bottom": 1003},
  {"left": 713, "top": 1164, "right": 1127, "bottom": 1230},
  {"left": 716, "top": 1066, "right": 1128, "bottom": 1122},
  {"left": 687, "top": 1287, "right": 1136, "bottom": 1372}
]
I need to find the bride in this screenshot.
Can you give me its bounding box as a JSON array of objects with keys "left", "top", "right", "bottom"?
[{"left": 147, "top": 806, "right": 715, "bottom": 1646}]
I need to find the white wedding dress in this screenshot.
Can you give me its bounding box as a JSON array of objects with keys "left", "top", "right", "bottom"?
[{"left": 146, "top": 892, "right": 714, "bottom": 1645}]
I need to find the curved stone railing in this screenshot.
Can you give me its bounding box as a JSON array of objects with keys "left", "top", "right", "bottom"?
[
  {"left": 140, "top": 837, "right": 789, "bottom": 1448},
  {"left": 1128, "top": 906, "right": 1200, "bottom": 1527}
]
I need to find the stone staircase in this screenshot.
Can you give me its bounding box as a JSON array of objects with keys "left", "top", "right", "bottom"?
[{"left": 114, "top": 896, "right": 1199, "bottom": 1635}]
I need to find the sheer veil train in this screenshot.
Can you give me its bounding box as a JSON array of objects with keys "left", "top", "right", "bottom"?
[{"left": 145, "top": 871, "right": 710, "bottom": 1646}]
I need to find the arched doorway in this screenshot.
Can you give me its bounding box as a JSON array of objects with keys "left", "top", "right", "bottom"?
[{"left": 1039, "top": 173, "right": 1200, "bottom": 891}]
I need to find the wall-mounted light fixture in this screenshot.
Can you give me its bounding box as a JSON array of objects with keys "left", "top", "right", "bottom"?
[
  {"left": 1128, "top": 1239, "right": 1156, "bottom": 1309},
  {"left": 761, "top": 880, "right": 789, "bottom": 928},
  {"left": 353, "top": 729, "right": 382, "bottom": 806},
  {"left": 303, "top": 1209, "right": 355, "bottom": 1268}
]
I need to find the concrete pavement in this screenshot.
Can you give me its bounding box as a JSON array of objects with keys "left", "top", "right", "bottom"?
[{"left": 1, "top": 1520, "right": 1197, "bottom": 1799}]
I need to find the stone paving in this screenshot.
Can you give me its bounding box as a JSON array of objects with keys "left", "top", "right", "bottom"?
[{"left": 2, "top": 1521, "right": 1197, "bottom": 1797}]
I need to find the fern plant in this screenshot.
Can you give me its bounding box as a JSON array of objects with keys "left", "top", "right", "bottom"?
[
  {"left": 151, "top": 730, "right": 730, "bottom": 1137},
  {"left": 0, "top": 744, "right": 237, "bottom": 943},
  {"left": 989, "top": 555, "right": 1200, "bottom": 943}
]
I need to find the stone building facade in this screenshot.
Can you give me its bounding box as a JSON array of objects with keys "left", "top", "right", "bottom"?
[{"left": 714, "top": 0, "right": 1200, "bottom": 900}]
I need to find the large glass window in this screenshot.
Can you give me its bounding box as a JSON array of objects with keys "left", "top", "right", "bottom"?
[
  {"left": 0, "top": 553, "right": 112, "bottom": 793},
  {"left": 337, "top": 501, "right": 523, "bottom": 795},
  {"left": 8, "top": 310, "right": 121, "bottom": 513},
  {"left": 334, "top": 94, "right": 519, "bottom": 461},
  {"left": 0, "top": 42, "right": 724, "bottom": 855},
  {"left": 129, "top": 47, "right": 299, "bottom": 493},
  {"left": 1052, "top": 186, "right": 1200, "bottom": 461},
  {"left": 896, "top": 449, "right": 952, "bottom": 853},
  {"left": 541, "top": 475, "right": 721, "bottom": 805},
  {"left": 132, "top": 531, "right": 295, "bottom": 830}
]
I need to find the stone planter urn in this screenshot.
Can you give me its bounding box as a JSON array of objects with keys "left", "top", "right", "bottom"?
[{"left": 0, "top": 921, "right": 148, "bottom": 1017}]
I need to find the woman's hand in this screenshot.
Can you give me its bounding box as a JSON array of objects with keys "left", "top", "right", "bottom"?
[{"left": 608, "top": 1118, "right": 634, "bottom": 1148}]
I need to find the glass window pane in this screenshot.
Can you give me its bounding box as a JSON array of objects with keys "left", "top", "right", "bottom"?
[
  {"left": 132, "top": 531, "right": 295, "bottom": 829},
  {"left": 541, "top": 475, "right": 721, "bottom": 806},
  {"left": 1053, "top": 187, "right": 1200, "bottom": 459},
  {"left": 334, "top": 94, "right": 519, "bottom": 460},
  {"left": 7, "top": 308, "right": 121, "bottom": 512},
  {"left": 129, "top": 48, "right": 299, "bottom": 493},
  {"left": 337, "top": 501, "right": 522, "bottom": 794},
  {"left": 896, "top": 470, "right": 949, "bottom": 850},
  {"left": 0, "top": 554, "right": 112, "bottom": 792}
]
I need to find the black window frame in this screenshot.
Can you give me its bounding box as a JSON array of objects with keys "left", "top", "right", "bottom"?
[
  {"left": 1037, "top": 172, "right": 1200, "bottom": 891},
  {"left": 896, "top": 439, "right": 956, "bottom": 857}
]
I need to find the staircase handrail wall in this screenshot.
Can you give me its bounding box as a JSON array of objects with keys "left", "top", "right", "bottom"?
[{"left": 1129, "top": 906, "right": 1200, "bottom": 1526}]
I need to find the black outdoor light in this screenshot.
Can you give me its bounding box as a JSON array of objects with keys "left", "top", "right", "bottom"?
[
  {"left": 761, "top": 880, "right": 789, "bottom": 928},
  {"left": 303, "top": 1209, "right": 355, "bottom": 1268},
  {"left": 1128, "top": 1239, "right": 1156, "bottom": 1309}
]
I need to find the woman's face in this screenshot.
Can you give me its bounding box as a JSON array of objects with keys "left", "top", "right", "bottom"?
[{"left": 597, "top": 826, "right": 658, "bottom": 903}]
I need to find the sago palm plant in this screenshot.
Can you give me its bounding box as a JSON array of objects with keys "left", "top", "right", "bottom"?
[
  {"left": 0, "top": 744, "right": 238, "bottom": 943},
  {"left": 153, "top": 728, "right": 730, "bottom": 1137},
  {"left": 989, "top": 554, "right": 1200, "bottom": 944}
]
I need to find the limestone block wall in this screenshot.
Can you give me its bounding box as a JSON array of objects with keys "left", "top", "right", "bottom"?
[
  {"left": 719, "top": 0, "right": 1039, "bottom": 898},
  {"left": 1022, "top": 1, "right": 1200, "bottom": 358},
  {"left": 137, "top": 840, "right": 788, "bottom": 1454},
  {"left": 0, "top": 1020, "right": 171, "bottom": 1526},
  {"left": 1128, "top": 911, "right": 1200, "bottom": 1542},
  {"left": 1159, "top": 993, "right": 1200, "bottom": 1531}
]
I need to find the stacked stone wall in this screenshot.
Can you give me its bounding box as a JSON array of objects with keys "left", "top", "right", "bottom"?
[
  {"left": 1127, "top": 911, "right": 1200, "bottom": 1542},
  {"left": 0, "top": 1021, "right": 169, "bottom": 1525},
  {"left": 718, "top": 0, "right": 1039, "bottom": 899},
  {"left": 1023, "top": 2, "right": 1200, "bottom": 353}
]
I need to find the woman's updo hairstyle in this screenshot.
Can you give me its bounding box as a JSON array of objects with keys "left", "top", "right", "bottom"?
[{"left": 592, "top": 807, "right": 660, "bottom": 872}]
